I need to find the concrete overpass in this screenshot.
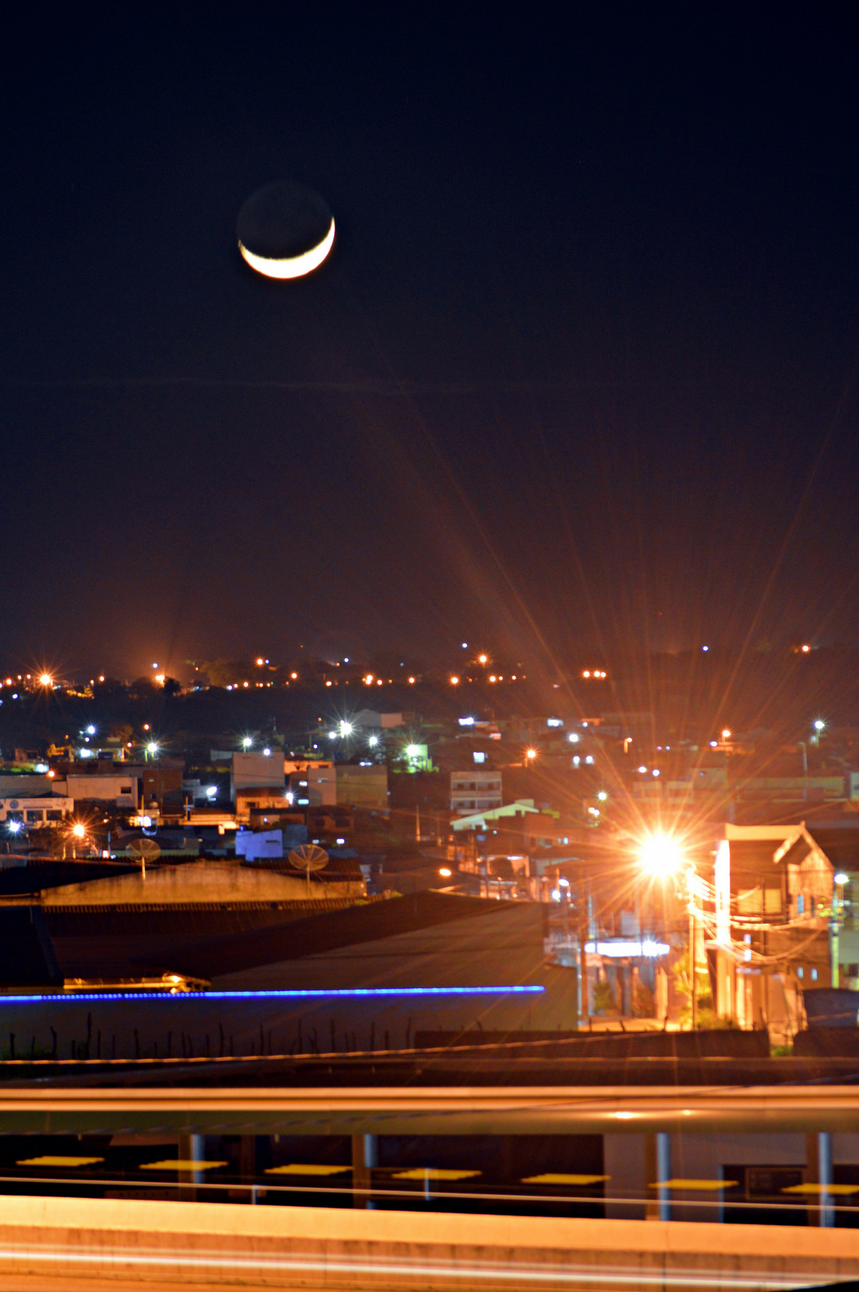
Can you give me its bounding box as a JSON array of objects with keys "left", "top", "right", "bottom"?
[{"left": 0, "top": 1083, "right": 857, "bottom": 1137}]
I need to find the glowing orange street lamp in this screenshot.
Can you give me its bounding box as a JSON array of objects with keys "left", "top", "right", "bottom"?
[
  {"left": 639, "top": 832, "right": 683, "bottom": 879},
  {"left": 70, "top": 821, "right": 86, "bottom": 860}
]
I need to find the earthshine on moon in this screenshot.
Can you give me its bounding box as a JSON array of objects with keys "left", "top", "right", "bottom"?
[{"left": 237, "top": 182, "right": 335, "bottom": 280}]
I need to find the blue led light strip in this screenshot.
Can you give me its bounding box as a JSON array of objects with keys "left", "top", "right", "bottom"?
[{"left": 0, "top": 985, "right": 545, "bottom": 1004}]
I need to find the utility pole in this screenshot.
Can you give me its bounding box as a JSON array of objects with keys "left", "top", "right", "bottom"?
[
  {"left": 690, "top": 909, "right": 697, "bottom": 1031},
  {"left": 830, "top": 873, "right": 849, "bottom": 987}
]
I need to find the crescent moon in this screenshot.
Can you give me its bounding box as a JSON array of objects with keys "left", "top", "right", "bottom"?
[{"left": 239, "top": 218, "right": 335, "bottom": 280}]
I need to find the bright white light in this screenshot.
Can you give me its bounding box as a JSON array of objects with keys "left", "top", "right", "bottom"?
[
  {"left": 585, "top": 755, "right": 594, "bottom": 764},
  {"left": 368, "top": 736, "right": 379, "bottom": 747},
  {"left": 39, "top": 673, "right": 52, "bottom": 686},
  {"left": 405, "top": 745, "right": 421, "bottom": 758},
  {"left": 572, "top": 756, "right": 580, "bottom": 766},
  {"left": 462, "top": 643, "right": 468, "bottom": 649},
  {"left": 86, "top": 725, "right": 96, "bottom": 735},
  {"left": 263, "top": 748, "right": 271, "bottom": 756},
  {"left": 558, "top": 877, "right": 570, "bottom": 887},
  {"left": 638, "top": 765, "right": 647, "bottom": 773},
  {"left": 72, "top": 823, "right": 85, "bottom": 839},
  {"left": 339, "top": 721, "right": 353, "bottom": 737},
  {"left": 239, "top": 218, "right": 336, "bottom": 279},
  {"left": 639, "top": 833, "right": 683, "bottom": 878},
  {"left": 7, "top": 821, "right": 21, "bottom": 834},
  {"left": 242, "top": 737, "right": 253, "bottom": 749},
  {"left": 328, "top": 731, "right": 338, "bottom": 739},
  {"left": 652, "top": 768, "right": 660, "bottom": 777},
  {"left": 34, "top": 763, "right": 48, "bottom": 773},
  {"left": 835, "top": 872, "right": 849, "bottom": 885},
  {"left": 586, "top": 939, "right": 670, "bottom": 958},
  {"left": 551, "top": 889, "right": 561, "bottom": 901},
  {"left": 458, "top": 717, "right": 475, "bottom": 726},
  {"left": 597, "top": 791, "right": 608, "bottom": 801},
  {"left": 147, "top": 742, "right": 159, "bottom": 756},
  {"left": 814, "top": 719, "right": 826, "bottom": 731},
  {"left": 568, "top": 733, "right": 579, "bottom": 743},
  {"left": 702, "top": 645, "right": 709, "bottom": 652},
  {"left": 206, "top": 786, "right": 217, "bottom": 799},
  {"left": 439, "top": 867, "right": 452, "bottom": 878}
]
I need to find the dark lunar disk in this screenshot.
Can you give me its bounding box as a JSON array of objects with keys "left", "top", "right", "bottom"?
[{"left": 236, "top": 182, "right": 333, "bottom": 261}]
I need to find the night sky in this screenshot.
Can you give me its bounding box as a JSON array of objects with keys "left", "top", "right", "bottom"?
[{"left": 2, "top": 9, "right": 858, "bottom": 680}]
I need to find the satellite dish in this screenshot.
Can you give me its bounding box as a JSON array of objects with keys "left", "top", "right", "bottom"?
[
  {"left": 126, "top": 838, "right": 161, "bottom": 864},
  {"left": 288, "top": 844, "right": 329, "bottom": 895}
]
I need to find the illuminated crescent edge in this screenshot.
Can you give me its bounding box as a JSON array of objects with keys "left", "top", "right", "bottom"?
[{"left": 238, "top": 219, "right": 335, "bottom": 279}]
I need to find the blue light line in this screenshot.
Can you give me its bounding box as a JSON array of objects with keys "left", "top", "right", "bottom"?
[{"left": 0, "top": 985, "right": 546, "bottom": 1004}]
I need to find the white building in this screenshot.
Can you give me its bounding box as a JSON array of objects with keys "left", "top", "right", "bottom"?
[
  {"left": 450, "top": 770, "right": 503, "bottom": 815},
  {"left": 230, "top": 752, "right": 284, "bottom": 801},
  {"left": 53, "top": 774, "right": 140, "bottom": 808},
  {"left": 0, "top": 796, "right": 73, "bottom": 828}
]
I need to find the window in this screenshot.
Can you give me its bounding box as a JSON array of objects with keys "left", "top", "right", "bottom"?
[
  {"left": 797, "top": 894, "right": 804, "bottom": 914},
  {"left": 811, "top": 968, "right": 818, "bottom": 981},
  {"left": 121, "top": 785, "right": 132, "bottom": 794},
  {"left": 473, "top": 752, "right": 486, "bottom": 764},
  {"left": 764, "top": 888, "right": 782, "bottom": 914},
  {"left": 25, "top": 810, "right": 43, "bottom": 823},
  {"left": 847, "top": 964, "right": 859, "bottom": 979},
  {"left": 46, "top": 810, "right": 61, "bottom": 821},
  {"left": 797, "top": 966, "right": 804, "bottom": 979}
]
